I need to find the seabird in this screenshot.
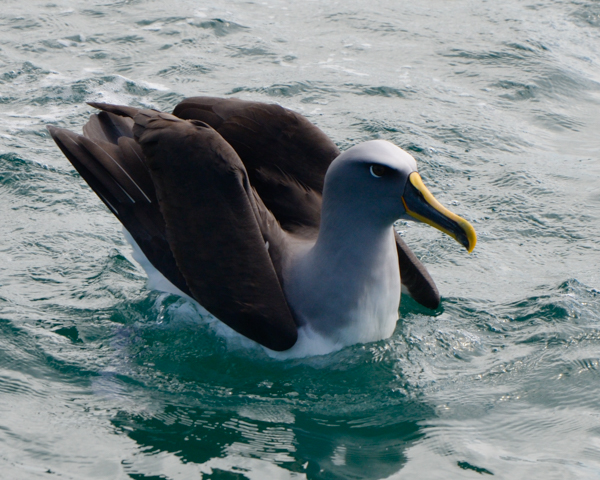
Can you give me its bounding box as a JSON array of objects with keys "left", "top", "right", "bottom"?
[{"left": 47, "top": 97, "right": 476, "bottom": 352}]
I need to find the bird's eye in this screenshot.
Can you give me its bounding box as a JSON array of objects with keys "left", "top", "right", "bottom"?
[{"left": 370, "top": 164, "right": 389, "bottom": 178}]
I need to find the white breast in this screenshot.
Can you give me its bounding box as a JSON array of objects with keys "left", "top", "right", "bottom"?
[
  {"left": 333, "top": 240, "right": 401, "bottom": 346},
  {"left": 283, "top": 228, "right": 401, "bottom": 349}
]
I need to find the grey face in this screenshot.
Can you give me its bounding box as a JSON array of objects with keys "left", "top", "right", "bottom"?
[{"left": 323, "top": 140, "right": 419, "bottom": 226}]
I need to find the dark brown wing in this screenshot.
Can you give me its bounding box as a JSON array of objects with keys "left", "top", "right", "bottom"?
[
  {"left": 395, "top": 232, "right": 440, "bottom": 309},
  {"left": 47, "top": 115, "right": 190, "bottom": 296},
  {"left": 131, "top": 109, "right": 297, "bottom": 350},
  {"left": 51, "top": 104, "right": 297, "bottom": 350},
  {"left": 173, "top": 97, "right": 340, "bottom": 231}
]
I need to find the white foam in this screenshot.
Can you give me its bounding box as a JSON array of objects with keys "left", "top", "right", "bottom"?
[{"left": 266, "top": 324, "right": 344, "bottom": 359}]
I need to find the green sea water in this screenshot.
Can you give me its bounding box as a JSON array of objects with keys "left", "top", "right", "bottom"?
[{"left": 1, "top": 0, "right": 600, "bottom": 478}]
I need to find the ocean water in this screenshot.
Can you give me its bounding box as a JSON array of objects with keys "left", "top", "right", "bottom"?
[{"left": 1, "top": 0, "right": 600, "bottom": 478}]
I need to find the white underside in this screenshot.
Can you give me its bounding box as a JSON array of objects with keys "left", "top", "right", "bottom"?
[{"left": 332, "top": 288, "right": 400, "bottom": 346}]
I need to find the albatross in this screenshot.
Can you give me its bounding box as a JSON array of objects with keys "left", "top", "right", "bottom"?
[{"left": 48, "top": 97, "right": 476, "bottom": 353}]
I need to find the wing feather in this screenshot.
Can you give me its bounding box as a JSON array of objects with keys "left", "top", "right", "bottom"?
[
  {"left": 173, "top": 97, "right": 340, "bottom": 230},
  {"left": 131, "top": 110, "right": 298, "bottom": 350}
]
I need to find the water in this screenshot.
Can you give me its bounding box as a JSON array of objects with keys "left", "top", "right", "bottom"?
[{"left": 1, "top": 0, "right": 600, "bottom": 478}]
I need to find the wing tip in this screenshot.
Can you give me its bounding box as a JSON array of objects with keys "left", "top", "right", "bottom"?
[
  {"left": 87, "top": 102, "right": 140, "bottom": 119},
  {"left": 46, "top": 124, "right": 62, "bottom": 138}
]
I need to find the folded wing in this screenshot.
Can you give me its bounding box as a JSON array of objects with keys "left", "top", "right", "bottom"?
[
  {"left": 49, "top": 105, "right": 298, "bottom": 351},
  {"left": 174, "top": 97, "right": 339, "bottom": 232}
]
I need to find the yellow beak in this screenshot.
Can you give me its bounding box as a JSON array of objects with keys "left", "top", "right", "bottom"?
[{"left": 401, "top": 172, "right": 477, "bottom": 253}]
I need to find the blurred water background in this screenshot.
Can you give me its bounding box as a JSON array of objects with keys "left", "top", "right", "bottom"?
[{"left": 1, "top": 0, "right": 600, "bottom": 478}]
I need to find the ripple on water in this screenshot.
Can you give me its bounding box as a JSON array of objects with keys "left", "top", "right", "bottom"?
[
  {"left": 229, "top": 81, "right": 336, "bottom": 98},
  {"left": 1, "top": 0, "right": 600, "bottom": 478},
  {"left": 190, "top": 18, "right": 249, "bottom": 37},
  {"left": 572, "top": 3, "right": 600, "bottom": 28}
]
